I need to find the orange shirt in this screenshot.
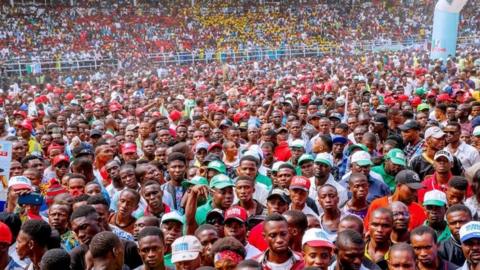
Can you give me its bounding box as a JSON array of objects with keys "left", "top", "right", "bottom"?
[{"left": 364, "top": 196, "right": 426, "bottom": 231}]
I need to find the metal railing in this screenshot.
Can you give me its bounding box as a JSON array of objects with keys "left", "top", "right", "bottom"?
[{"left": 2, "top": 36, "right": 479, "bottom": 76}]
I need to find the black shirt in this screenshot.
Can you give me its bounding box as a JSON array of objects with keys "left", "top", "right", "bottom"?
[
  {"left": 438, "top": 236, "right": 465, "bottom": 267},
  {"left": 409, "top": 153, "right": 464, "bottom": 180},
  {"left": 70, "top": 240, "right": 142, "bottom": 270}
]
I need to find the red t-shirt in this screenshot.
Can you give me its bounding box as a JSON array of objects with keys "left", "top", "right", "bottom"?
[
  {"left": 274, "top": 142, "right": 291, "bottom": 162},
  {"left": 364, "top": 196, "right": 426, "bottom": 231},
  {"left": 248, "top": 221, "right": 268, "bottom": 251},
  {"left": 418, "top": 173, "right": 473, "bottom": 204}
]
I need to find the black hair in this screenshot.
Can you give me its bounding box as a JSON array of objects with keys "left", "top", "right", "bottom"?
[
  {"left": 236, "top": 259, "right": 261, "bottom": 269},
  {"left": 89, "top": 231, "right": 121, "bottom": 259},
  {"left": 137, "top": 226, "right": 164, "bottom": 243},
  {"left": 240, "top": 155, "right": 259, "bottom": 166},
  {"left": 390, "top": 242, "right": 415, "bottom": 258},
  {"left": 20, "top": 219, "right": 52, "bottom": 247},
  {"left": 142, "top": 180, "right": 161, "bottom": 189},
  {"left": 235, "top": 175, "right": 255, "bottom": 185},
  {"left": 71, "top": 157, "right": 93, "bottom": 173},
  {"left": 0, "top": 212, "right": 22, "bottom": 240},
  {"left": 119, "top": 188, "right": 141, "bottom": 204},
  {"left": 278, "top": 162, "right": 296, "bottom": 171},
  {"left": 21, "top": 155, "right": 44, "bottom": 168},
  {"left": 68, "top": 173, "right": 87, "bottom": 183},
  {"left": 70, "top": 205, "right": 98, "bottom": 222},
  {"left": 436, "top": 104, "right": 447, "bottom": 113},
  {"left": 195, "top": 224, "right": 218, "bottom": 238},
  {"left": 446, "top": 204, "right": 472, "bottom": 219},
  {"left": 264, "top": 213, "right": 287, "bottom": 226},
  {"left": 370, "top": 207, "right": 393, "bottom": 221},
  {"left": 449, "top": 176, "right": 468, "bottom": 191},
  {"left": 72, "top": 194, "right": 90, "bottom": 204},
  {"left": 211, "top": 236, "right": 246, "bottom": 259},
  {"left": 40, "top": 248, "right": 71, "bottom": 270},
  {"left": 335, "top": 123, "right": 349, "bottom": 131},
  {"left": 317, "top": 135, "right": 333, "bottom": 152},
  {"left": 167, "top": 152, "right": 186, "bottom": 164},
  {"left": 261, "top": 142, "right": 274, "bottom": 149},
  {"left": 86, "top": 194, "right": 109, "bottom": 207},
  {"left": 339, "top": 214, "right": 364, "bottom": 235},
  {"left": 446, "top": 121, "right": 461, "bottom": 131},
  {"left": 336, "top": 229, "right": 364, "bottom": 249},
  {"left": 48, "top": 229, "right": 61, "bottom": 249},
  {"left": 410, "top": 225, "right": 438, "bottom": 244},
  {"left": 283, "top": 210, "right": 308, "bottom": 232}
]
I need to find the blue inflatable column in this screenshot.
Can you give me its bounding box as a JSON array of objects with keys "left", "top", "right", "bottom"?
[{"left": 430, "top": 0, "right": 468, "bottom": 61}]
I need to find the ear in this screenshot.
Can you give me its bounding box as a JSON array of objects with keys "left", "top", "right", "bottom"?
[{"left": 28, "top": 239, "right": 35, "bottom": 250}]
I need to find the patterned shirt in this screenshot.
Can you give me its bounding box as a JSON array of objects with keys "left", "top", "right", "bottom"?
[
  {"left": 61, "top": 230, "right": 79, "bottom": 252},
  {"left": 404, "top": 139, "right": 424, "bottom": 162}
]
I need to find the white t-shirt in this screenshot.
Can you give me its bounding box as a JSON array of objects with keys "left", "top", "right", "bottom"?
[
  {"left": 266, "top": 257, "right": 294, "bottom": 270},
  {"left": 245, "top": 243, "right": 262, "bottom": 259}
]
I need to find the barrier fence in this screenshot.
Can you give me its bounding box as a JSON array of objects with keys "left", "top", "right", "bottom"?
[{"left": 2, "top": 36, "right": 479, "bottom": 76}]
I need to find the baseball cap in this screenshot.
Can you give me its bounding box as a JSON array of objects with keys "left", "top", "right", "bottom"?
[
  {"left": 208, "top": 142, "right": 222, "bottom": 152},
  {"left": 372, "top": 114, "right": 388, "bottom": 127},
  {"left": 209, "top": 174, "right": 235, "bottom": 189},
  {"left": 347, "top": 143, "right": 369, "bottom": 154},
  {"left": 182, "top": 176, "right": 208, "bottom": 189},
  {"left": 195, "top": 141, "right": 210, "bottom": 152},
  {"left": 350, "top": 151, "right": 373, "bottom": 166},
  {"left": 395, "top": 169, "right": 423, "bottom": 189},
  {"left": 423, "top": 190, "right": 447, "bottom": 207},
  {"left": 0, "top": 221, "right": 12, "bottom": 244},
  {"left": 267, "top": 188, "right": 291, "bottom": 204},
  {"left": 424, "top": 126, "right": 446, "bottom": 139},
  {"left": 302, "top": 228, "right": 335, "bottom": 249},
  {"left": 224, "top": 206, "right": 247, "bottom": 223},
  {"left": 89, "top": 129, "right": 102, "bottom": 138},
  {"left": 207, "top": 160, "right": 227, "bottom": 174},
  {"left": 398, "top": 120, "right": 420, "bottom": 131},
  {"left": 171, "top": 236, "right": 202, "bottom": 263},
  {"left": 417, "top": 103, "right": 430, "bottom": 111},
  {"left": 275, "top": 127, "right": 288, "bottom": 134},
  {"left": 329, "top": 113, "right": 342, "bottom": 122},
  {"left": 206, "top": 208, "right": 224, "bottom": 223},
  {"left": 161, "top": 211, "right": 185, "bottom": 225},
  {"left": 289, "top": 139, "right": 304, "bottom": 149},
  {"left": 8, "top": 176, "right": 33, "bottom": 191},
  {"left": 121, "top": 143, "right": 137, "bottom": 154},
  {"left": 52, "top": 154, "right": 70, "bottom": 167},
  {"left": 473, "top": 126, "right": 480, "bottom": 137},
  {"left": 126, "top": 124, "right": 139, "bottom": 132},
  {"left": 307, "top": 112, "right": 322, "bottom": 121},
  {"left": 460, "top": 221, "right": 480, "bottom": 243},
  {"left": 434, "top": 150, "right": 453, "bottom": 163},
  {"left": 19, "top": 120, "right": 33, "bottom": 132},
  {"left": 314, "top": 153, "right": 333, "bottom": 167},
  {"left": 271, "top": 161, "right": 286, "bottom": 173},
  {"left": 385, "top": 148, "right": 406, "bottom": 166},
  {"left": 290, "top": 176, "right": 311, "bottom": 191},
  {"left": 298, "top": 154, "right": 314, "bottom": 166},
  {"left": 72, "top": 145, "right": 94, "bottom": 158},
  {"left": 332, "top": 135, "right": 348, "bottom": 145}
]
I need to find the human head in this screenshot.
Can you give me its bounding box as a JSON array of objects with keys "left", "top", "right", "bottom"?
[
  {"left": 410, "top": 226, "right": 438, "bottom": 269},
  {"left": 161, "top": 212, "right": 184, "bottom": 251},
  {"left": 460, "top": 221, "right": 480, "bottom": 268},
  {"left": 302, "top": 228, "right": 334, "bottom": 269},
  {"left": 266, "top": 188, "right": 290, "bottom": 215},
  {"left": 446, "top": 204, "right": 472, "bottom": 242},
  {"left": 70, "top": 205, "right": 102, "bottom": 245},
  {"left": 338, "top": 215, "right": 364, "bottom": 235},
  {"left": 171, "top": 235, "right": 202, "bottom": 270},
  {"left": 223, "top": 206, "right": 248, "bottom": 244},
  {"left": 423, "top": 190, "right": 447, "bottom": 227},
  {"left": 368, "top": 208, "right": 393, "bottom": 245},
  {"left": 89, "top": 231, "right": 124, "bottom": 270},
  {"left": 283, "top": 210, "right": 308, "bottom": 249},
  {"left": 211, "top": 236, "right": 246, "bottom": 270},
  {"left": 388, "top": 201, "right": 410, "bottom": 233},
  {"left": 40, "top": 248, "right": 71, "bottom": 270},
  {"left": 388, "top": 243, "right": 416, "bottom": 270},
  {"left": 263, "top": 214, "right": 290, "bottom": 255},
  {"left": 16, "top": 219, "right": 51, "bottom": 261},
  {"left": 394, "top": 169, "right": 423, "bottom": 205},
  {"left": 195, "top": 224, "right": 219, "bottom": 267},
  {"left": 335, "top": 229, "right": 365, "bottom": 270},
  {"left": 133, "top": 216, "right": 160, "bottom": 241},
  {"left": 137, "top": 226, "right": 165, "bottom": 270},
  {"left": 447, "top": 176, "right": 468, "bottom": 206}
]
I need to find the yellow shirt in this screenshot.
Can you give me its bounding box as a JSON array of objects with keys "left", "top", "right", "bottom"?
[{"left": 27, "top": 137, "right": 42, "bottom": 155}]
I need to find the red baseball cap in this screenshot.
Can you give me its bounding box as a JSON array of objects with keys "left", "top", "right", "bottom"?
[
  {"left": 0, "top": 221, "right": 12, "bottom": 244},
  {"left": 208, "top": 142, "right": 222, "bottom": 152},
  {"left": 121, "top": 143, "right": 137, "bottom": 154},
  {"left": 289, "top": 176, "right": 311, "bottom": 191},
  {"left": 19, "top": 120, "right": 33, "bottom": 132},
  {"left": 224, "top": 206, "right": 247, "bottom": 223},
  {"left": 52, "top": 154, "right": 70, "bottom": 167},
  {"left": 13, "top": 110, "right": 27, "bottom": 119}
]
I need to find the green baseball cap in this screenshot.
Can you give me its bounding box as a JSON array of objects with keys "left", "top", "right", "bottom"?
[
  {"left": 347, "top": 144, "right": 369, "bottom": 155},
  {"left": 207, "top": 160, "right": 227, "bottom": 174},
  {"left": 314, "top": 153, "right": 333, "bottom": 167},
  {"left": 385, "top": 148, "right": 407, "bottom": 166},
  {"left": 272, "top": 161, "right": 286, "bottom": 173},
  {"left": 209, "top": 174, "right": 235, "bottom": 189},
  {"left": 423, "top": 190, "right": 447, "bottom": 207},
  {"left": 182, "top": 176, "right": 208, "bottom": 189},
  {"left": 417, "top": 103, "right": 430, "bottom": 112},
  {"left": 415, "top": 87, "right": 427, "bottom": 96},
  {"left": 298, "top": 154, "right": 314, "bottom": 165}
]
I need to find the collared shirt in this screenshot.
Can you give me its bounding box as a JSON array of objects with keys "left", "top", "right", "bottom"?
[
  {"left": 332, "top": 155, "right": 348, "bottom": 182},
  {"left": 340, "top": 173, "right": 391, "bottom": 204},
  {"left": 371, "top": 164, "right": 396, "bottom": 192},
  {"left": 404, "top": 139, "right": 424, "bottom": 162},
  {"left": 364, "top": 240, "right": 389, "bottom": 264},
  {"left": 445, "top": 141, "right": 480, "bottom": 169},
  {"left": 4, "top": 257, "right": 24, "bottom": 270},
  {"left": 419, "top": 173, "right": 473, "bottom": 204}
]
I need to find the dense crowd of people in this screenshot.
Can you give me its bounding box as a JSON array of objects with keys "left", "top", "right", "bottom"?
[
  {"left": 0, "top": 0, "right": 479, "bottom": 62},
  {"left": 2, "top": 1, "right": 480, "bottom": 270}
]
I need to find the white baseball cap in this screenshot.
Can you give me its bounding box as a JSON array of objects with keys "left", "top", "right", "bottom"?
[
  {"left": 171, "top": 235, "right": 202, "bottom": 263},
  {"left": 302, "top": 228, "right": 335, "bottom": 249},
  {"left": 350, "top": 151, "right": 373, "bottom": 166},
  {"left": 460, "top": 221, "right": 480, "bottom": 243},
  {"left": 423, "top": 190, "right": 447, "bottom": 207},
  {"left": 8, "top": 176, "right": 33, "bottom": 191},
  {"left": 161, "top": 211, "right": 185, "bottom": 225},
  {"left": 425, "top": 126, "right": 446, "bottom": 139},
  {"left": 434, "top": 150, "right": 453, "bottom": 163},
  {"left": 289, "top": 139, "right": 305, "bottom": 149}
]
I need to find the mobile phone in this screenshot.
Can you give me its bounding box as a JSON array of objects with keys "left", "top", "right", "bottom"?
[{"left": 18, "top": 193, "right": 44, "bottom": 206}]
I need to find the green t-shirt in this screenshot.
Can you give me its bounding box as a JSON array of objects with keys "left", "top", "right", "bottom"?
[
  {"left": 295, "top": 166, "right": 302, "bottom": 176},
  {"left": 164, "top": 253, "right": 173, "bottom": 268},
  {"left": 424, "top": 221, "right": 451, "bottom": 243},
  {"left": 195, "top": 200, "right": 214, "bottom": 225},
  {"left": 256, "top": 174, "right": 272, "bottom": 190},
  {"left": 371, "top": 164, "right": 396, "bottom": 192}
]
